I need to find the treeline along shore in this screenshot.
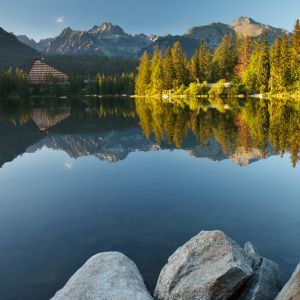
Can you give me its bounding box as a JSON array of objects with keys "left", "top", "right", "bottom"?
[
  {"left": 135, "top": 20, "right": 300, "bottom": 97},
  {"left": 0, "top": 20, "right": 299, "bottom": 98}
]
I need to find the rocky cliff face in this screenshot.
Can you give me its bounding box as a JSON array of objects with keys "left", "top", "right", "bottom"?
[
  {"left": 184, "top": 22, "right": 235, "bottom": 49},
  {"left": 230, "top": 16, "right": 287, "bottom": 44},
  {"left": 14, "top": 17, "right": 287, "bottom": 59},
  {"left": 148, "top": 16, "right": 287, "bottom": 56},
  {"left": 18, "top": 22, "right": 153, "bottom": 58}
]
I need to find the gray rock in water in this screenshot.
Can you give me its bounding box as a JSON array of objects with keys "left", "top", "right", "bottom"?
[
  {"left": 154, "top": 230, "right": 253, "bottom": 300},
  {"left": 244, "top": 242, "right": 262, "bottom": 270},
  {"left": 237, "top": 258, "right": 282, "bottom": 300},
  {"left": 51, "top": 252, "right": 153, "bottom": 300},
  {"left": 276, "top": 263, "right": 300, "bottom": 300}
]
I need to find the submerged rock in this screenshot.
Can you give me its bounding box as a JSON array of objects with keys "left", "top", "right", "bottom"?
[
  {"left": 237, "top": 242, "right": 282, "bottom": 300},
  {"left": 154, "top": 230, "right": 253, "bottom": 300},
  {"left": 276, "top": 263, "right": 300, "bottom": 300},
  {"left": 237, "top": 258, "right": 282, "bottom": 300},
  {"left": 244, "top": 242, "right": 262, "bottom": 270},
  {"left": 51, "top": 252, "right": 153, "bottom": 300}
]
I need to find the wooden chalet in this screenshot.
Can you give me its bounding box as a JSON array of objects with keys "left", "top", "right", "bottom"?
[{"left": 27, "top": 59, "right": 68, "bottom": 85}]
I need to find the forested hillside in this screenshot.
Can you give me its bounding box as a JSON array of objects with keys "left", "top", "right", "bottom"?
[{"left": 0, "top": 27, "right": 40, "bottom": 71}]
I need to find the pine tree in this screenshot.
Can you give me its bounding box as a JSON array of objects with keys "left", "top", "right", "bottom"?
[
  {"left": 198, "top": 41, "right": 212, "bottom": 81},
  {"left": 212, "top": 34, "right": 237, "bottom": 81},
  {"left": 151, "top": 46, "right": 161, "bottom": 73},
  {"left": 150, "top": 48, "right": 164, "bottom": 95},
  {"left": 227, "top": 34, "right": 238, "bottom": 77},
  {"left": 280, "top": 31, "right": 292, "bottom": 89},
  {"left": 235, "top": 35, "right": 252, "bottom": 79},
  {"left": 135, "top": 51, "right": 151, "bottom": 95},
  {"left": 257, "top": 34, "right": 270, "bottom": 93},
  {"left": 242, "top": 42, "right": 260, "bottom": 93},
  {"left": 171, "top": 41, "right": 190, "bottom": 86},
  {"left": 190, "top": 49, "right": 200, "bottom": 81},
  {"left": 291, "top": 20, "right": 300, "bottom": 82},
  {"left": 269, "top": 37, "right": 283, "bottom": 93},
  {"left": 163, "top": 47, "right": 176, "bottom": 90}
]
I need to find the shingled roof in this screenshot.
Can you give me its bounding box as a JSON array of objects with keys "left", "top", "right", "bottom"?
[{"left": 27, "top": 59, "right": 68, "bottom": 85}]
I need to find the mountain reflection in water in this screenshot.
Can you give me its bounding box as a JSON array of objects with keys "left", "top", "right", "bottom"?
[
  {"left": 0, "top": 97, "right": 299, "bottom": 168},
  {"left": 0, "top": 96, "right": 299, "bottom": 300}
]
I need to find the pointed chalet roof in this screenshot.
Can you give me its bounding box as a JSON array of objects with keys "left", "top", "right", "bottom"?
[{"left": 27, "top": 59, "right": 68, "bottom": 85}]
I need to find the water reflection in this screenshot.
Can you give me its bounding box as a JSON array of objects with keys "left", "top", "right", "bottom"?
[
  {"left": 0, "top": 97, "right": 299, "bottom": 168},
  {"left": 0, "top": 97, "right": 299, "bottom": 300},
  {"left": 136, "top": 97, "right": 300, "bottom": 167}
]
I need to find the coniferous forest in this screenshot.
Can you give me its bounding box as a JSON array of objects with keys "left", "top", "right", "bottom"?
[
  {"left": 135, "top": 20, "right": 300, "bottom": 97},
  {"left": 1, "top": 2, "right": 300, "bottom": 299},
  {"left": 0, "top": 20, "right": 299, "bottom": 98}
]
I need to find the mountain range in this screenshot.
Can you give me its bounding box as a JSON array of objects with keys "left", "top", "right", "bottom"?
[
  {"left": 0, "top": 17, "right": 289, "bottom": 70},
  {"left": 16, "top": 22, "right": 153, "bottom": 58},
  {"left": 15, "top": 17, "right": 288, "bottom": 58}
]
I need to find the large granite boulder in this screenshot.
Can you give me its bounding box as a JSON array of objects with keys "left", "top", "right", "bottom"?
[
  {"left": 237, "top": 243, "right": 282, "bottom": 300},
  {"left": 154, "top": 230, "right": 253, "bottom": 300},
  {"left": 51, "top": 252, "right": 153, "bottom": 300},
  {"left": 276, "top": 263, "right": 300, "bottom": 300}
]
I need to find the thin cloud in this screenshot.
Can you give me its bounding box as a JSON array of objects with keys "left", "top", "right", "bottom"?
[{"left": 56, "top": 17, "right": 65, "bottom": 24}]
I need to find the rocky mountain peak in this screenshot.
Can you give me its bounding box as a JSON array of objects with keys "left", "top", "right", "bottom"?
[
  {"left": 61, "top": 27, "right": 74, "bottom": 36},
  {"left": 229, "top": 16, "right": 285, "bottom": 39},
  {"left": 230, "top": 16, "right": 258, "bottom": 27},
  {"left": 16, "top": 35, "right": 37, "bottom": 48},
  {"left": 90, "top": 22, "right": 125, "bottom": 35}
]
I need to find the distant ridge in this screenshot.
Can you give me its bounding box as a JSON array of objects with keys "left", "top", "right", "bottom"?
[
  {"left": 16, "top": 22, "right": 152, "bottom": 58},
  {"left": 0, "top": 27, "right": 40, "bottom": 70},
  {"left": 10, "top": 17, "right": 289, "bottom": 59}
]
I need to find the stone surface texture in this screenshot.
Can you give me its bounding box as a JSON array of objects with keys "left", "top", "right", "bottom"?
[
  {"left": 276, "top": 263, "right": 300, "bottom": 300},
  {"left": 51, "top": 252, "right": 153, "bottom": 300},
  {"left": 154, "top": 230, "right": 253, "bottom": 300}
]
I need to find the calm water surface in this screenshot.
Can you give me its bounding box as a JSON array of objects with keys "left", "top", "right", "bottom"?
[{"left": 0, "top": 97, "right": 299, "bottom": 300}]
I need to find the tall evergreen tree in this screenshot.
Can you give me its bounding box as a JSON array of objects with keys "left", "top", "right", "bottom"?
[
  {"left": 135, "top": 51, "right": 151, "bottom": 95},
  {"left": 190, "top": 49, "right": 200, "bottom": 81},
  {"left": 151, "top": 46, "right": 161, "bottom": 73},
  {"left": 269, "top": 37, "right": 284, "bottom": 93},
  {"left": 198, "top": 41, "right": 212, "bottom": 81},
  {"left": 257, "top": 34, "right": 270, "bottom": 93},
  {"left": 242, "top": 42, "right": 260, "bottom": 93},
  {"left": 212, "top": 34, "right": 237, "bottom": 81},
  {"left": 235, "top": 35, "right": 252, "bottom": 79},
  {"left": 150, "top": 48, "right": 164, "bottom": 95},
  {"left": 280, "top": 31, "right": 292, "bottom": 88},
  {"left": 163, "top": 47, "right": 176, "bottom": 90},
  {"left": 291, "top": 20, "right": 300, "bottom": 82},
  {"left": 171, "top": 41, "right": 190, "bottom": 86}
]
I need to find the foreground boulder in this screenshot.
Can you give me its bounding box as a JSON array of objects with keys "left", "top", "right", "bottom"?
[
  {"left": 154, "top": 230, "right": 253, "bottom": 300},
  {"left": 237, "top": 242, "right": 282, "bottom": 300},
  {"left": 51, "top": 252, "right": 153, "bottom": 300},
  {"left": 276, "top": 263, "right": 300, "bottom": 300}
]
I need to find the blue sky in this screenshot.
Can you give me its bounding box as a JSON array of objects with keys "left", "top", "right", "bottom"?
[{"left": 0, "top": 0, "right": 299, "bottom": 41}]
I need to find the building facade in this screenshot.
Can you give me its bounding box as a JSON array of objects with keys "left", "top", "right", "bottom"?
[{"left": 27, "top": 59, "right": 68, "bottom": 85}]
